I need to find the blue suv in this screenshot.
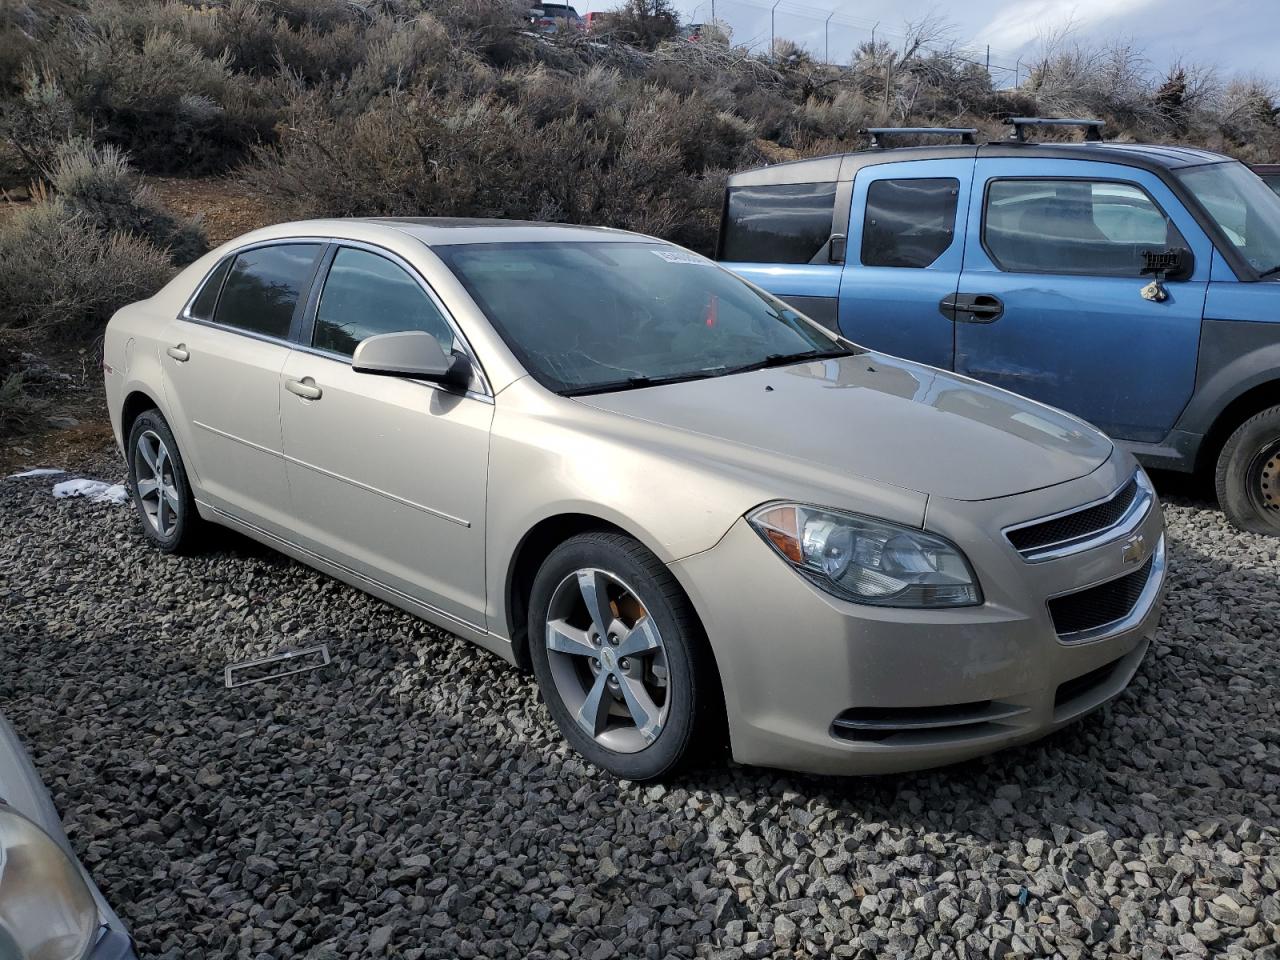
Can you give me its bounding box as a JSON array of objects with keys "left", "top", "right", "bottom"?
[{"left": 718, "top": 121, "right": 1280, "bottom": 535}]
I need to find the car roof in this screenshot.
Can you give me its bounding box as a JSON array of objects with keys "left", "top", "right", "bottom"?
[
  {"left": 223, "top": 217, "right": 652, "bottom": 250},
  {"left": 728, "top": 141, "right": 1235, "bottom": 187}
]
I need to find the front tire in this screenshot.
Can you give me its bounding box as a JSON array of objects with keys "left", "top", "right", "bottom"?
[
  {"left": 1215, "top": 404, "right": 1280, "bottom": 536},
  {"left": 126, "top": 409, "right": 204, "bottom": 553},
  {"left": 528, "top": 531, "right": 720, "bottom": 781}
]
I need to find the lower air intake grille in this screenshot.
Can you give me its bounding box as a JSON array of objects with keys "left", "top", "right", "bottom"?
[{"left": 1048, "top": 555, "right": 1153, "bottom": 637}]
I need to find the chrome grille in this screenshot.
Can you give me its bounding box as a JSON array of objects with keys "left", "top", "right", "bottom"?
[
  {"left": 1005, "top": 472, "right": 1151, "bottom": 562},
  {"left": 1048, "top": 555, "right": 1154, "bottom": 638}
]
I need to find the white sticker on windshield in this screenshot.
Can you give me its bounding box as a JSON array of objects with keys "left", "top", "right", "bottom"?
[{"left": 651, "top": 250, "right": 711, "bottom": 265}]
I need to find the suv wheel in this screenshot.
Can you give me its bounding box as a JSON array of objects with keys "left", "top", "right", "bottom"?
[
  {"left": 528, "top": 531, "right": 721, "bottom": 781},
  {"left": 126, "top": 410, "right": 204, "bottom": 552},
  {"left": 1215, "top": 404, "right": 1280, "bottom": 536}
]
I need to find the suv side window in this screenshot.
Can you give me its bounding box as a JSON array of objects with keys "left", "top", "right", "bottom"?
[
  {"left": 861, "top": 178, "right": 959, "bottom": 268},
  {"left": 984, "top": 179, "right": 1185, "bottom": 277},
  {"left": 720, "top": 182, "right": 837, "bottom": 264},
  {"left": 313, "top": 247, "right": 455, "bottom": 358},
  {"left": 214, "top": 244, "right": 323, "bottom": 339}
]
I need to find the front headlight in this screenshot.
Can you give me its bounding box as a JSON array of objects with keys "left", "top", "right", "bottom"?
[
  {"left": 0, "top": 805, "right": 98, "bottom": 960},
  {"left": 748, "top": 503, "right": 982, "bottom": 608}
]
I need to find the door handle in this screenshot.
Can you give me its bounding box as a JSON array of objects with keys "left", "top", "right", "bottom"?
[
  {"left": 166, "top": 344, "right": 190, "bottom": 362},
  {"left": 940, "top": 293, "right": 1004, "bottom": 323},
  {"left": 285, "top": 377, "right": 322, "bottom": 401}
]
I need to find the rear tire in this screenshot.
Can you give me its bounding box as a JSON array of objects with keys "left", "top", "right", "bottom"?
[
  {"left": 126, "top": 409, "right": 205, "bottom": 553},
  {"left": 528, "top": 531, "right": 722, "bottom": 781},
  {"left": 1215, "top": 404, "right": 1280, "bottom": 536}
]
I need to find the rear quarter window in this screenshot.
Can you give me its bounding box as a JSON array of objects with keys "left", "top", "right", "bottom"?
[{"left": 720, "top": 182, "right": 836, "bottom": 264}]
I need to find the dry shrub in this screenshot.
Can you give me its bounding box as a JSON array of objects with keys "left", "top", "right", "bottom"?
[
  {"left": 50, "top": 140, "right": 208, "bottom": 264},
  {"left": 31, "top": 16, "right": 276, "bottom": 172},
  {"left": 0, "top": 199, "right": 173, "bottom": 340},
  {"left": 0, "top": 68, "right": 81, "bottom": 180},
  {"left": 250, "top": 66, "right": 755, "bottom": 254}
]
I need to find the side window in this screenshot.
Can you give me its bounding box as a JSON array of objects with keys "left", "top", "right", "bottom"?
[
  {"left": 861, "top": 178, "right": 959, "bottom": 268},
  {"left": 984, "top": 179, "right": 1185, "bottom": 277},
  {"left": 214, "top": 244, "right": 323, "bottom": 339},
  {"left": 313, "top": 247, "right": 455, "bottom": 358},
  {"left": 187, "top": 257, "right": 231, "bottom": 321},
  {"left": 721, "top": 182, "right": 837, "bottom": 264}
]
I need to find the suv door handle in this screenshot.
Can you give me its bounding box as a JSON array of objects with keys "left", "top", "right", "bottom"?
[
  {"left": 940, "top": 293, "right": 1004, "bottom": 323},
  {"left": 166, "top": 344, "right": 190, "bottom": 362},
  {"left": 285, "top": 377, "right": 322, "bottom": 401}
]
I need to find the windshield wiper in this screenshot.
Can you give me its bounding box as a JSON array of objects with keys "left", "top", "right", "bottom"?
[
  {"left": 1257, "top": 264, "right": 1280, "bottom": 279},
  {"left": 720, "top": 347, "right": 857, "bottom": 376},
  {"left": 561, "top": 369, "right": 725, "bottom": 397}
]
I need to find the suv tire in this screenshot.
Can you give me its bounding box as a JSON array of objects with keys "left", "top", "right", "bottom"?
[{"left": 1215, "top": 403, "right": 1280, "bottom": 536}]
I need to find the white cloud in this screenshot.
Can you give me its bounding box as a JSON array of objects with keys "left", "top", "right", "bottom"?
[{"left": 978, "top": 0, "right": 1160, "bottom": 51}]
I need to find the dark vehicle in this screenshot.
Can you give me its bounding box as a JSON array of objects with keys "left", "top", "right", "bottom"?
[
  {"left": 718, "top": 120, "right": 1280, "bottom": 536},
  {"left": 1254, "top": 163, "right": 1280, "bottom": 198},
  {"left": 527, "top": 3, "right": 583, "bottom": 32}
]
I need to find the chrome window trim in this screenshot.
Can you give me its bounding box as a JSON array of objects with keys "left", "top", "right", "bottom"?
[
  {"left": 1047, "top": 533, "right": 1166, "bottom": 645},
  {"left": 177, "top": 236, "right": 494, "bottom": 399},
  {"left": 1003, "top": 470, "right": 1154, "bottom": 563}
]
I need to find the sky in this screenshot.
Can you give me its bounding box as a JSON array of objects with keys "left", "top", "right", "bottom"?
[{"left": 644, "top": 0, "right": 1276, "bottom": 86}]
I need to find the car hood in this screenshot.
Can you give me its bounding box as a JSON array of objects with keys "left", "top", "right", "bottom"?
[{"left": 574, "top": 353, "right": 1113, "bottom": 502}]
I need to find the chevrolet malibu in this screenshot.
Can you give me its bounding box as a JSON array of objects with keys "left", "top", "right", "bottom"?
[{"left": 104, "top": 220, "right": 1167, "bottom": 780}]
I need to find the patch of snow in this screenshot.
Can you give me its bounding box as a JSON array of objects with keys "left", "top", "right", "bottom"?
[
  {"left": 6, "top": 468, "right": 66, "bottom": 479},
  {"left": 52, "top": 478, "right": 129, "bottom": 505}
]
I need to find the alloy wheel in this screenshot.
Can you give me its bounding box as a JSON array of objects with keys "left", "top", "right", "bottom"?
[
  {"left": 544, "top": 568, "right": 670, "bottom": 753},
  {"left": 133, "top": 429, "right": 181, "bottom": 537}
]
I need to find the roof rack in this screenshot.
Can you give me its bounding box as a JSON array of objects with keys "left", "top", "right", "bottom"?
[
  {"left": 1004, "top": 117, "right": 1105, "bottom": 143},
  {"left": 863, "top": 127, "right": 977, "bottom": 148}
]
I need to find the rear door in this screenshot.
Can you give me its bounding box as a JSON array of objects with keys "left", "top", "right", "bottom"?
[
  {"left": 160, "top": 241, "right": 324, "bottom": 535},
  {"left": 955, "top": 159, "right": 1212, "bottom": 442},
  {"left": 837, "top": 159, "right": 975, "bottom": 369}
]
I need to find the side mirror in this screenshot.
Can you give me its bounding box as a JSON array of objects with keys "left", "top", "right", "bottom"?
[
  {"left": 1141, "top": 247, "right": 1195, "bottom": 283},
  {"left": 351, "top": 331, "right": 472, "bottom": 390}
]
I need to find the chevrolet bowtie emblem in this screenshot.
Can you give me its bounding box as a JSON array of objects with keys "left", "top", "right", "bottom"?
[{"left": 1122, "top": 533, "right": 1147, "bottom": 566}]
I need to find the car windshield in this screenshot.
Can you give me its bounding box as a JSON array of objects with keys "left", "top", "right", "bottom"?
[
  {"left": 435, "top": 241, "right": 853, "bottom": 395},
  {"left": 1177, "top": 162, "right": 1280, "bottom": 277}
]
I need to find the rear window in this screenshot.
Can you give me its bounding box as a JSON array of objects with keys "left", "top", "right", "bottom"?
[
  {"left": 720, "top": 182, "right": 837, "bottom": 264},
  {"left": 861, "top": 178, "right": 959, "bottom": 268},
  {"left": 213, "top": 244, "right": 323, "bottom": 340}
]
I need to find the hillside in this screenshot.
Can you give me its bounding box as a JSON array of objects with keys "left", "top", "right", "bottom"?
[{"left": 1, "top": 0, "right": 1278, "bottom": 445}]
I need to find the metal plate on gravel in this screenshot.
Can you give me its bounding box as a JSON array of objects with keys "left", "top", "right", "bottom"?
[{"left": 224, "top": 645, "right": 331, "bottom": 688}]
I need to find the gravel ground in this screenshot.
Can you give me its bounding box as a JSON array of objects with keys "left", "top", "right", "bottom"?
[{"left": 2, "top": 444, "right": 1278, "bottom": 960}]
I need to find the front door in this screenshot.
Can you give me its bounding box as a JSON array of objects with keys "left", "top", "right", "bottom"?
[
  {"left": 954, "top": 159, "right": 1211, "bottom": 442},
  {"left": 278, "top": 244, "right": 494, "bottom": 629},
  {"left": 160, "top": 242, "right": 326, "bottom": 534},
  {"left": 837, "top": 158, "right": 976, "bottom": 370}
]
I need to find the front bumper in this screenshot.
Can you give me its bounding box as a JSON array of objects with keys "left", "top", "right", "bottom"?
[{"left": 672, "top": 463, "right": 1166, "bottom": 776}]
